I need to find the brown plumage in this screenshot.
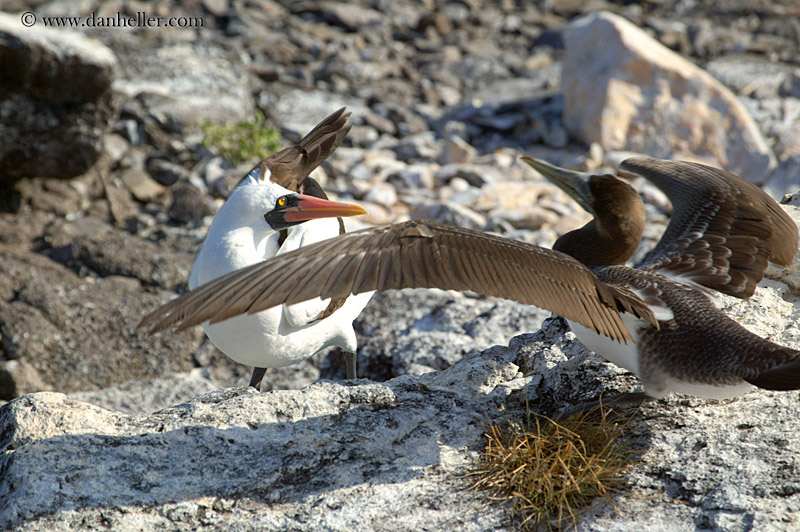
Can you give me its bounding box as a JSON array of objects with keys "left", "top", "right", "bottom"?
[
  {"left": 242, "top": 107, "right": 351, "bottom": 193},
  {"left": 140, "top": 220, "right": 657, "bottom": 343},
  {"left": 140, "top": 154, "right": 800, "bottom": 399},
  {"left": 620, "top": 157, "right": 798, "bottom": 297}
]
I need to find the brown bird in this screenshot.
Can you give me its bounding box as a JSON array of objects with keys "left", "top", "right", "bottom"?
[{"left": 140, "top": 155, "right": 800, "bottom": 402}]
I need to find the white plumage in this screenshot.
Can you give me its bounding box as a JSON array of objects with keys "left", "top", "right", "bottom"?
[{"left": 189, "top": 173, "right": 372, "bottom": 382}]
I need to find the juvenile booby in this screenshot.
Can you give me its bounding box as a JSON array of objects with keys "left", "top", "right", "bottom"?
[
  {"left": 148, "top": 109, "right": 372, "bottom": 390},
  {"left": 140, "top": 156, "right": 800, "bottom": 401}
]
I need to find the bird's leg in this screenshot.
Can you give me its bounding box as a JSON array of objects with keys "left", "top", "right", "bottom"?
[
  {"left": 557, "top": 391, "right": 651, "bottom": 420},
  {"left": 249, "top": 367, "right": 267, "bottom": 391},
  {"left": 344, "top": 352, "right": 357, "bottom": 380}
]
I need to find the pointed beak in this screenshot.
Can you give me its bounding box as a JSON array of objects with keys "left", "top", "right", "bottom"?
[
  {"left": 281, "top": 194, "right": 368, "bottom": 223},
  {"left": 521, "top": 156, "right": 596, "bottom": 216}
]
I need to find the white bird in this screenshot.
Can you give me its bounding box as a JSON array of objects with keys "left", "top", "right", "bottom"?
[{"left": 147, "top": 109, "right": 372, "bottom": 390}]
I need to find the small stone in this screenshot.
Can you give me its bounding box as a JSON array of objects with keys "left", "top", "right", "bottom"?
[
  {"left": 391, "top": 132, "right": 440, "bottom": 163},
  {"left": 168, "top": 184, "right": 218, "bottom": 225},
  {"left": 409, "top": 201, "right": 487, "bottom": 230},
  {"left": 202, "top": 157, "right": 228, "bottom": 191},
  {"left": 435, "top": 163, "right": 501, "bottom": 187},
  {"left": 387, "top": 164, "right": 436, "bottom": 191},
  {"left": 438, "top": 136, "right": 477, "bottom": 165},
  {"left": 348, "top": 125, "right": 380, "bottom": 147},
  {"left": 0, "top": 360, "right": 49, "bottom": 399},
  {"left": 121, "top": 167, "right": 166, "bottom": 203},
  {"left": 202, "top": 0, "right": 228, "bottom": 16},
  {"left": 146, "top": 158, "right": 188, "bottom": 187},
  {"left": 104, "top": 134, "right": 130, "bottom": 165},
  {"left": 763, "top": 156, "right": 800, "bottom": 201},
  {"left": 319, "top": 3, "right": 382, "bottom": 31},
  {"left": 363, "top": 182, "right": 398, "bottom": 207}
]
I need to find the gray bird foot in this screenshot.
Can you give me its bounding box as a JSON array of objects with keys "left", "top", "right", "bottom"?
[
  {"left": 249, "top": 367, "right": 267, "bottom": 391},
  {"left": 344, "top": 352, "right": 357, "bottom": 380}
]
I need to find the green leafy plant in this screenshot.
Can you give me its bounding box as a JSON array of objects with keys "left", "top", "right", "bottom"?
[
  {"left": 201, "top": 110, "right": 282, "bottom": 166},
  {"left": 469, "top": 405, "right": 639, "bottom": 530}
]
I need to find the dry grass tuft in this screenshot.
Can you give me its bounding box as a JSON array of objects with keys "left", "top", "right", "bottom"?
[{"left": 469, "top": 405, "right": 639, "bottom": 530}]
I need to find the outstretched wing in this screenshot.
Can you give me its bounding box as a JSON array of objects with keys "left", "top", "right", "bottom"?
[
  {"left": 620, "top": 157, "right": 798, "bottom": 298},
  {"left": 139, "top": 221, "right": 657, "bottom": 343}
]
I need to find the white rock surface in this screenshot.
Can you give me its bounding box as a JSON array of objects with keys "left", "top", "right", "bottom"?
[
  {"left": 1, "top": 354, "right": 521, "bottom": 531},
  {"left": 563, "top": 11, "right": 776, "bottom": 183}
]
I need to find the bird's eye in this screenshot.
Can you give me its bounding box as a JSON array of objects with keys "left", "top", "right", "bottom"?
[{"left": 277, "top": 196, "right": 287, "bottom": 207}]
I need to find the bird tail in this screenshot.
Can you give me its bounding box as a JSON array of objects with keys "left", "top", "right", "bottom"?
[{"left": 745, "top": 349, "right": 800, "bottom": 391}]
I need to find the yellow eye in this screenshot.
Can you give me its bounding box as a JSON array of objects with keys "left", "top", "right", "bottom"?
[{"left": 277, "top": 196, "right": 287, "bottom": 207}]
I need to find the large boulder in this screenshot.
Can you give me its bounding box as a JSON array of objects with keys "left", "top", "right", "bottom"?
[
  {"left": 562, "top": 11, "right": 776, "bottom": 184},
  {"left": 0, "top": 12, "right": 117, "bottom": 180}
]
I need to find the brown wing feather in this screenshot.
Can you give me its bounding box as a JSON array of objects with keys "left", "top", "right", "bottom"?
[
  {"left": 620, "top": 157, "right": 798, "bottom": 299},
  {"left": 236, "top": 108, "right": 352, "bottom": 193},
  {"left": 139, "top": 221, "right": 658, "bottom": 343},
  {"left": 266, "top": 107, "right": 351, "bottom": 191}
]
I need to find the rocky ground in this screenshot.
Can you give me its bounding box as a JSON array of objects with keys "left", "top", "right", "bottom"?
[{"left": 1, "top": 0, "right": 800, "bottom": 530}]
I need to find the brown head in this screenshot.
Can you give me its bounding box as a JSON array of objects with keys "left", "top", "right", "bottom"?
[{"left": 521, "top": 157, "right": 645, "bottom": 267}]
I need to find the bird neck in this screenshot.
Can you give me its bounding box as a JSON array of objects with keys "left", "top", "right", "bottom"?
[{"left": 554, "top": 182, "right": 645, "bottom": 267}]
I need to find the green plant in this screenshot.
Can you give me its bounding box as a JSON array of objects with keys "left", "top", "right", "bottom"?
[
  {"left": 469, "top": 405, "right": 639, "bottom": 530},
  {"left": 201, "top": 110, "right": 282, "bottom": 166}
]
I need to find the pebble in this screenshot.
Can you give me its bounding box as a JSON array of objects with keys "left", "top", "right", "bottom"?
[
  {"left": 409, "top": 201, "right": 487, "bottom": 230},
  {"left": 387, "top": 164, "right": 436, "bottom": 191},
  {"left": 121, "top": 167, "right": 166, "bottom": 204},
  {"left": 363, "top": 182, "right": 398, "bottom": 207},
  {"left": 438, "top": 136, "right": 477, "bottom": 165}
]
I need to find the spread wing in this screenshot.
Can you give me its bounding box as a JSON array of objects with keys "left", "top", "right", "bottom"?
[
  {"left": 139, "top": 221, "right": 658, "bottom": 344},
  {"left": 620, "top": 157, "right": 798, "bottom": 298}
]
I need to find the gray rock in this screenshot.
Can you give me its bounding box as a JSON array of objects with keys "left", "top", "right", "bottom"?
[
  {"left": 435, "top": 163, "right": 501, "bottom": 187},
  {"left": 563, "top": 11, "right": 776, "bottom": 183},
  {"left": 409, "top": 201, "right": 487, "bottom": 230},
  {"left": 438, "top": 135, "right": 477, "bottom": 165},
  {"left": 42, "top": 216, "right": 194, "bottom": 290},
  {"left": 314, "top": 2, "right": 382, "bottom": 31},
  {"left": 362, "top": 182, "right": 398, "bottom": 207},
  {"left": 391, "top": 132, "right": 440, "bottom": 163},
  {"left": 68, "top": 370, "right": 220, "bottom": 415},
  {"left": 763, "top": 155, "right": 800, "bottom": 200},
  {"left": 0, "top": 13, "right": 117, "bottom": 180},
  {"left": 167, "top": 184, "right": 218, "bottom": 225},
  {"left": 0, "top": 12, "right": 116, "bottom": 104},
  {"left": 114, "top": 42, "right": 253, "bottom": 129},
  {"left": 0, "top": 247, "right": 201, "bottom": 398},
  {"left": 266, "top": 89, "right": 365, "bottom": 139},
  {"left": 121, "top": 165, "right": 166, "bottom": 203},
  {"left": 781, "top": 69, "right": 800, "bottom": 99},
  {"left": 147, "top": 158, "right": 188, "bottom": 187},
  {"left": 2, "top": 248, "right": 799, "bottom": 530},
  {"left": 0, "top": 355, "right": 520, "bottom": 531},
  {"left": 386, "top": 163, "right": 436, "bottom": 191},
  {"left": 705, "top": 54, "right": 792, "bottom": 98}
]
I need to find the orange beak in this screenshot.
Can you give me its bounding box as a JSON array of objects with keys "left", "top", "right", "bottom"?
[{"left": 282, "top": 194, "right": 368, "bottom": 223}]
